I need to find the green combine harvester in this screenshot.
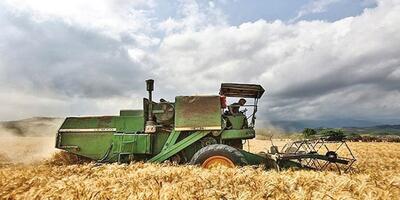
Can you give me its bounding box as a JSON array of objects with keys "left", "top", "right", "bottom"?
[{"left": 56, "top": 80, "right": 355, "bottom": 171}]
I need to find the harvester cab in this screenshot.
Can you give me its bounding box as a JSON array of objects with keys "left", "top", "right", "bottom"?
[{"left": 219, "top": 83, "right": 265, "bottom": 130}]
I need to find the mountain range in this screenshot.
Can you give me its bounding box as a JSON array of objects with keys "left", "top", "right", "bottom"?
[{"left": 261, "top": 118, "right": 400, "bottom": 135}]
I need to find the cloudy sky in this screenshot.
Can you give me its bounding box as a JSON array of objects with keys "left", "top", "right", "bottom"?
[{"left": 0, "top": 0, "right": 399, "bottom": 126}]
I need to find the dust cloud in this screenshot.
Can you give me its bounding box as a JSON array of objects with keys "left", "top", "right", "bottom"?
[{"left": 0, "top": 117, "right": 64, "bottom": 164}]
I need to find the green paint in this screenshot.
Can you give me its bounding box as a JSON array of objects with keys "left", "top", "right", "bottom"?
[
  {"left": 151, "top": 131, "right": 171, "bottom": 155},
  {"left": 115, "top": 116, "right": 144, "bottom": 132},
  {"left": 226, "top": 115, "right": 247, "bottom": 129},
  {"left": 161, "top": 130, "right": 181, "bottom": 151},
  {"left": 60, "top": 115, "right": 144, "bottom": 132},
  {"left": 112, "top": 133, "right": 152, "bottom": 155},
  {"left": 120, "top": 110, "right": 143, "bottom": 116},
  {"left": 57, "top": 115, "right": 145, "bottom": 161},
  {"left": 239, "top": 149, "right": 266, "bottom": 165},
  {"left": 58, "top": 132, "right": 114, "bottom": 160},
  {"left": 148, "top": 131, "right": 209, "bottom": 163},
  {"left": 60, "top": 116, "right": 115, "bottom": 129},
  {"left": 221, "top": 129, "right": 255, "bottom": 140}
]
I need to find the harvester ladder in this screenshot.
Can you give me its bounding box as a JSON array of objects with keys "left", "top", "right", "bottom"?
[{"left": 117, "top": 132, "right": 137, "bottom": 162}]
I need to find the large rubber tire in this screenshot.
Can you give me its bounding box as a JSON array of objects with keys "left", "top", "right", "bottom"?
[{"left": 190, "top": 144, "right": 248, "bottom": 167}]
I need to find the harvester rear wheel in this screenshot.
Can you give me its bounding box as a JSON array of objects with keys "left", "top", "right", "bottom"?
[{"left": 190, "top": 144, "right": 247, "bottom": 169}]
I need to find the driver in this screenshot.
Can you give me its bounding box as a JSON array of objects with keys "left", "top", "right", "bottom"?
[{"left": 229, "top": 98, "right": 246, "bottom": 114}]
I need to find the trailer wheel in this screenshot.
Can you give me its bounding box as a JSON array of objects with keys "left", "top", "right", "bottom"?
[{"left": 190, "top": 144, "right": 247, "bottom": 168}]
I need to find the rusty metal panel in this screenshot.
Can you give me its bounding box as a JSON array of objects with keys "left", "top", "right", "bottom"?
[
  {"left": 220, "top": 83, "right": 265, "bottom": 98},
  {"left": 174, "top": 96, "right": 221, "bottom": 131}
]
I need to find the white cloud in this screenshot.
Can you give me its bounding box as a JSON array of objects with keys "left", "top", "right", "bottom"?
[
  {"left": 290, "top": 0, "right": 342, "bottom": 23},
  {"left": 0, "top": 87, "right": 142, "bottom": 120},
  {"left": 0, "top": 0, "right": 399, "bottom": 125},
  {"left": 158, "top": 0, "right": 227, "bottom": 34},
  {"left": 208, "top": 1, "right": 215, "bottom": 8},
  {"left": 2, "top": 0, "right": 157, "bottom": 43},
  {"left": 154, "top": 0, "right": 400, "bottom": 121}
]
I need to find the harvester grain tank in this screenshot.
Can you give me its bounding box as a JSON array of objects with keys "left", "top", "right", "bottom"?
[{"left": 56, "top": 80, "right": 355, "bottom": 171}]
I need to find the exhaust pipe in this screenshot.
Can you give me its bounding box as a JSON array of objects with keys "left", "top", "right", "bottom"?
[
  {"left": 145, "top": 79, "right": 156, "bottom": 133},
  {"left": 146, "top": 79, "right": 154, "bottom": 122}
]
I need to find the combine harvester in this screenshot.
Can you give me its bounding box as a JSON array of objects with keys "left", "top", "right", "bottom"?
[{"left": 56, "top": 80, "right": 355, "bottom": 172}]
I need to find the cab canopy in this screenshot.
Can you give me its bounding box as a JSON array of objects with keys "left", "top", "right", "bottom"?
[{"left": 220, "top": 83, "right": 265, "bottom": 98}]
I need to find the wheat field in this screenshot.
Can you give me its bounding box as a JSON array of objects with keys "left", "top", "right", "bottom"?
[{"left": 0, "top": 138, "right": 399, "bottom": 200}]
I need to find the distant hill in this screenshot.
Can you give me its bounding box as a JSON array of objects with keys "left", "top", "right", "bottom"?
[
  {"left": 260, "top": 119, "right": 400, "bottom": 136},
  {"left": 0, "top": 117, "right": 64, "bottom": 137},
  {"left": 264, "top": 118, "right": 400, "bottom": 132},
  {"left": 266, "top": 119, "right": 387, "bottom": 132},
  {"left": 342, "top": 124, "right": 400, "bottom": 136}
]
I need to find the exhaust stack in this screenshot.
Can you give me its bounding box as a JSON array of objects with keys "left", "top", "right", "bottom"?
[
  {"left": 145, "top": 79, "right": 156, "bottom": 133},
  {"left": 146, "top": 79, "right": 154, "bottom": 122}
]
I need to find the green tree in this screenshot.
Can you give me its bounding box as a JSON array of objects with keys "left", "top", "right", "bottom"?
[
  {"left": 302, "top": 128, "right": 317, "bottom": 138},
  {"left": 319, "top": 128, "right": 345, "bottom": 140}
]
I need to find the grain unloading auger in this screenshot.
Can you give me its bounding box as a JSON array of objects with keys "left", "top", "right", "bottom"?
[{"left": 56, "top": 80, "right": 356, "bottom": 172}]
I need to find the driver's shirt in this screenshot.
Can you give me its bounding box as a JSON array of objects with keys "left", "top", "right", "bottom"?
[{"left": 229, "top": 103, "right": 241, "bottom": 114}]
